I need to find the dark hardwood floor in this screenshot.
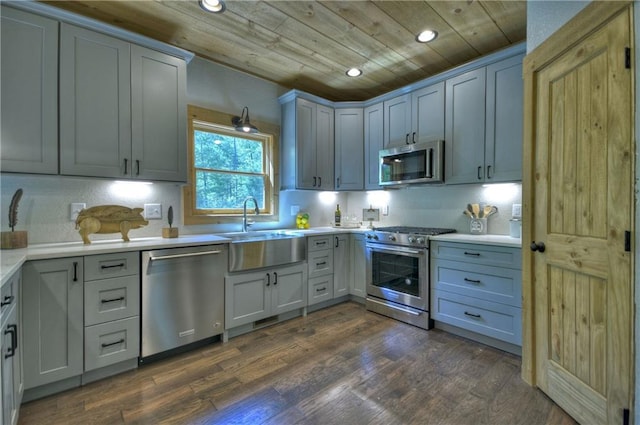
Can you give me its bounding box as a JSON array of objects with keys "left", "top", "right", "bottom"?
[{"left": 18, "top": 302, "right": 576, "bottom": 425}]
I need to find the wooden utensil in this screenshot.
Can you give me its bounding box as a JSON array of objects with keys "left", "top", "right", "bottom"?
[
  {"left": 472, "top": 203, "right": 480, "bottom": 218},
  {"left": 483, "top": 205, "right": 493, "bottom": 218},
  {"left": 466, "top": 204, "right": 475, "bottom": 218}
]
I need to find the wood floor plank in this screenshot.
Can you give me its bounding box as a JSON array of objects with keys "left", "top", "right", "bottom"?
[{"left": 18, "top": 302, "right": 577, "bottom": 425}]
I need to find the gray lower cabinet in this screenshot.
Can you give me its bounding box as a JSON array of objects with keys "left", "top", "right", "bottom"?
[
  {"left": 334, "top": 108, "right": 364, "bottom": 191},
  {"left": 22, "top": 258, "right": 84, "bottom": 389},
  {"left": 225, "top": 263, "right": 307, "bottom": 329},
  {"left": 333, "top": 235, "right": 350, "bottom": 298},
  {"left": 59, "top": 23, "right": 187, "bottom": 182},
  {"left": 1, "top": 269, "right": 23, "bottom": 425},
  {"left": 431, "top": 241, "right": 522, "bottom": 346},
  {"left": 0, "top": 6, "right": 59, "bottom": 174},
  {"left": 350, "top": 234, "right": 366, "bottom": 298},
  {"left": 307, "top": 236, "right": 334, "bottom": 306},
  {"left": 83, "top": 252, "right": 140, "bottom": 372}
]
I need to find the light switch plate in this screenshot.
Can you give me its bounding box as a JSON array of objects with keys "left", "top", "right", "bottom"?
[
  {"left": 144, "top": 203, "right": 162, "bottom": 219},
  {"left": 70, "top": 203, "right": 86, "bottom": 221},
  {"left": 512, "top": 203, "right": 522, "bottom": 219}
]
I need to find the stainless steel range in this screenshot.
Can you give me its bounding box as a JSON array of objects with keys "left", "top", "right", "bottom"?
[{"left": 365, "top": 226, "right": 455, "bottom": 329}]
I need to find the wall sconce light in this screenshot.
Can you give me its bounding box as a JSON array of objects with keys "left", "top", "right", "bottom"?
[{"left": 231, "top": 107, "right": 259, "bottom": 133}]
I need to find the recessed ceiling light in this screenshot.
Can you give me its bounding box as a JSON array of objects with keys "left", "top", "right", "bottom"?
[
  {"left": 346, "top": 68, "right": 363, "bottom": 77},
  {"left": 199, "top": 0, "right": 226, "bottom": 13},
  {"left": 416, "top": 29, "right": 438, "bottom": 43}
]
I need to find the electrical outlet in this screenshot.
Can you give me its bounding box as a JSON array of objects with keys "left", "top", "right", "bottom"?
[
  {"left": 144, "top": 203, "right": 162, "bottom": 220},
  {"left": 70, "top": 203, "right": 86, "bottom": 221},
  {"left": 290, "top": 205, "right": 300, "bottom": 216},
  {"left": 512, "top": 203, "right": 522, "bottom": 219}
]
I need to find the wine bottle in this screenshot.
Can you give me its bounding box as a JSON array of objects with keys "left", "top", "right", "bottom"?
[{"left": 334, "top": 204, "right": 341, "bottom": 227}]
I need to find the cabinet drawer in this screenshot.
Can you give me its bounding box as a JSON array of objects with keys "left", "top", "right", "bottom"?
[
  {"left": 1, "top": 270, "right": 19, "bottom": 318},
  {"left": 308, "top": 236, "right": 333, "bottom": 252},
  {"left": 432, "top": 290, "right": 521, "bottom": 345},
  {"left": 308, "top": 275, "right": 333, "bottom": 305},
  {"left": 84, "top": 275, "right": 140, "bottom": 326},
  {"left": 85, "top": 252, "right": 139, "bottom": 281},
  {"left": 432, "top": 259, "right": 521, "bottom": 307},
  {"left": 431, "top": 241, "right": 521, "bottom": 269},
  {"left": 84, "top": 316, "right": 139, "bottom": 371},
  {"left": 308, "top": 249, "right": 334, "bottom": 278}
]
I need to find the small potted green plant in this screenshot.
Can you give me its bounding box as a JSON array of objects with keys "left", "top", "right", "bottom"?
[{"left": 162, "top": 205, "right": 179, "bottom": 238}]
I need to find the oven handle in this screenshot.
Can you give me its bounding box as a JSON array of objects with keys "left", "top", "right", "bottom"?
[{"left": 367, "top": 245, "right": 424, "bottom": 256}]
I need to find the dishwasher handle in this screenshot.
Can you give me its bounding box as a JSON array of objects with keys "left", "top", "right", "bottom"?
[{"left": 149, "top": 250, "right": 223, "bottom": 261}]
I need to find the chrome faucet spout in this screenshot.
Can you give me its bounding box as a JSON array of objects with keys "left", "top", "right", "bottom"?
[{"left": 242, "top": 196, "right": 260, "bottom": 232}]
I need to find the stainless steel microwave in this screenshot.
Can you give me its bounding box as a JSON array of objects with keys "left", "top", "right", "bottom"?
[{"left": 379, "top": 140, "right": 445, "bottom": 187}]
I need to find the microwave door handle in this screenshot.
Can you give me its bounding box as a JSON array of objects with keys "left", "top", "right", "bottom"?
[{"left": 426, "top": 148, "right": 433, "bottom": 178}]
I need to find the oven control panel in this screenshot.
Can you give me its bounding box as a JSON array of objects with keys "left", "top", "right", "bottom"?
[{"left": 365, "top": 227, "right": 455, "bottom": 248}]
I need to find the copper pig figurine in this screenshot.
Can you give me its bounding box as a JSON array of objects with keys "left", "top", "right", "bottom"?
[{"left": 76, "top": 205, "right": 149, "bottom": 244}]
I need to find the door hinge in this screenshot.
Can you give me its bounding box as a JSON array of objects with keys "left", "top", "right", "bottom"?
[
  {"left": 624, "top": 231, "right": 631, "bottom": 252},
  {"left": 625, "top": 47, "right": 631, "bottom": 69},
  {"left": 623, "top": 408, "right": 630, "bottom": 425}
]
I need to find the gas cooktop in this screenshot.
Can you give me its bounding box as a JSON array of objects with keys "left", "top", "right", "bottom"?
[{"left": 366, "top": 226, "right": 456, "bottom": 248}]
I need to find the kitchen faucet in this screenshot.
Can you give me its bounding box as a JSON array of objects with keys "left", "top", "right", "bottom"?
[{"left": 242, "top": 196, "right": 260, "bottom": 232}]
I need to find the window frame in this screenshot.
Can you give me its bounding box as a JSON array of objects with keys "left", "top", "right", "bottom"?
[{"left": 183, "top": 105, "right": 279, "bottom": 225}]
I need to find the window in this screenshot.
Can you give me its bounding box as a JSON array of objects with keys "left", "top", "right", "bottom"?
[{"left": 184, "top": 105, "right": 279, "bottom": 225}]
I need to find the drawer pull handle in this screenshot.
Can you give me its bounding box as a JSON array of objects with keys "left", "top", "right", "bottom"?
[
  {"left": 1, "top": 295, "right": 14, "bottom": 307},
  {"left": 316, "top": 261, "right": 327, "bottom": 266},
  {"left": 101, "top": 263, "right": 125, "bottom": 270},
  {"left": 464, "top": 278, "right": 481, "bottom": 284},
  {"left": 101, "top": 339, "right": 125, "bottom": 348},
  {"left": 464, "top": 311, "right": 482, "bottom": 319},
  {"left": 101, "top": 296, "right": 125, "bottom": 304},
  {"left": 316, "top": 241, "right": 327, "bottom": 245},
  {"left": 4, "top": 324, "right": 17, "bottom": 359},
  {"left": 73, "top": 261, "right": 78, "bottom": 282},
  {"left": 316, "top": 287, "right": 326, "bottom": 292},
  {"left": 463, "top": 251, "right": 481, "bottom": 257}
]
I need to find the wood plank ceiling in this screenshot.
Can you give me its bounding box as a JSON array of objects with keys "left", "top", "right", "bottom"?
[{"left": 42, "top": 0, "right": 526, "bottom": 102}]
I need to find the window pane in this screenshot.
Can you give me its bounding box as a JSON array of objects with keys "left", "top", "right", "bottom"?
[
  {"left": 194, "top": 130, "right": 263, "bottom": 173},
  {"left": 196, "top": 170, "right": 265, "bottom": 210}
]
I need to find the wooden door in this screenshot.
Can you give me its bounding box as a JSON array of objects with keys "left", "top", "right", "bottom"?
[{"left": 525, "top": 5, "right": 633, "bottom": 424}]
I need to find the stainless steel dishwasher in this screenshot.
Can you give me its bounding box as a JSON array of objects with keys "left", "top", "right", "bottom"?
[{"left": 140, "top": 244, "right": 227, "bottom": 360}]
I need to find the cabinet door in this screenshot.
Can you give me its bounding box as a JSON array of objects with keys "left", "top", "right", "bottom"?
[
  {"left": 295, "top": 98, "right": 317, "bottom": 189},
  {"left": 59, "top": 24, "right": 131, "bottom": 178},
  {"left": 364, "top": 102, "right": 384, "bottom": 190},
  {"left": 2, "top": 311, "right": 15, "bottom": 425},
  {"left": 131, "top": 45, "right": 187, "bottom": 182},
  {"left": 445, "top": 68, "right": 487, "bottom": 184},
  {"left": 225, "top": 271, "right": 269, "bottom": 329},
  {"left": 333, "top": 235, "right": 350, "bottom": 298},
  {"left": 350, "top": 234, "right": 367, "bottom": 298},
  {"left": 315, "top": 104, "right": 335, "bottom": 190},
  {"left": 485, "top": 55, "right": 524, "bottom": 182},
  {"left": 22, "top": 258, "right": 84, "bottom": 389},
  {"left": 412, "top": 82, "right": 445, "bottom": 144},
  {"left": 383, "top": 93, "right": 412, "bottom": 147},
  {"left": 1, "top": 7, "right": 59, "bottom": 174},
  {"left": 271, "top": 264, "right": 306, "bottom": 315},
  {"left": 334, "top": 108, "right": 364, "bottom": 191}
]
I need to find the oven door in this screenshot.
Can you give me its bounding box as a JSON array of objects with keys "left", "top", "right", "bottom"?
[{"left": 366, "top": 242, "right": 429, "bottom": 311}]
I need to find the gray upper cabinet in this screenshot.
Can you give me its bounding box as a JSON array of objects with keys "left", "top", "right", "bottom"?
[
  {"left": 445, "top": 54, "right": 523, "bottom": 184},
  {"left": 22, "top": 258, "right": 84, "bottom": 390},
  {"left": 334, "top": 108, "right": 364, "bottom": 191},
  {"left": 485, "top": 55, "right": 524, "bottom": 183},
  {"left": 383, "top": 82, "right": 445, "bottom": 148},
  {"left": 281, "top": 97, "right": 334, "bottom": 190},
  {"left": 59, "top": 24, "right": 131, "bottom": 179},
  {"left": 1, "top": 7, "right": 59, "bottom": 174},
  {"left": 59, "top": 24, "right": 187, "bottom": 182},
  {"left": 364, "top": 102, "right": 383, "bottom": 190},
  {"left": 131, "top": 45, "right": 187, "bottom": 182},
  {"left": 445, "top": 67, "right": 487, "bottom": 184}
]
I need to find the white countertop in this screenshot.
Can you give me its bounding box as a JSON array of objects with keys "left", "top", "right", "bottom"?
[
  {"left": 430, "top": 233, "right": 522, "bottom": 248},
  {"left": 1, "top": 227, "right": 520, "bottom": 286}
]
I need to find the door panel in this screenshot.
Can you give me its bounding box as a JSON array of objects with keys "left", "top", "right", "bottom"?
[{"left": 530, "top": 6, "right": 632, "bottom": 425}]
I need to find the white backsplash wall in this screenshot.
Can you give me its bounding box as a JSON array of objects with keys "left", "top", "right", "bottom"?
[{"left": 346, "top": 183, "right": 522, "bottom": 235}]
